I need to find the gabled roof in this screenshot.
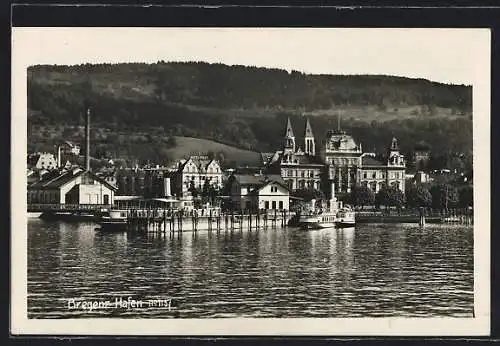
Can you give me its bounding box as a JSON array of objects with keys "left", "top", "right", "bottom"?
[
  {"left": 233, "top": 174, "right": 286, "bottom": 187},
  {"left": 28, "top": 168, "right": 118, "bottom": 191},
  {"left": 250, "top": 179, "right": 291, "bottom": 195},
  {"left": 260, "top": 152, "right": 275, "bottom": 165},
  {"left": 178, "top": 157, "right": 219, "bottom": 173}
]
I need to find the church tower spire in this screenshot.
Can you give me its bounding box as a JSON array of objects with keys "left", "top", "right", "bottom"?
[
  {"left": 304, "top": 117, "right": 315, "bottom": 156},
  {"left": 284, "top": 117, "right": 296, "bottom": 153}
]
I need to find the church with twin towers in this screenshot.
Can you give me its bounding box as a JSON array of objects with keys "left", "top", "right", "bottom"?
[{"left": 265, "top": 117, "right": 407, "bottom": 198}]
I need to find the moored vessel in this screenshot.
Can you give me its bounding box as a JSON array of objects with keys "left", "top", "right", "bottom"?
[
  {"left": 335, "top": 207, "right": 356, "bottom": 228},
  {"left": 298, "top": 183, "right": 355, "bottom": 230},
  {"left": 97, "top": 209, "right": 128, "bottom": 232}
]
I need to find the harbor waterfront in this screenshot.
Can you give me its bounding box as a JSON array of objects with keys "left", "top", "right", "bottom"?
[{"left": 28, "top": 219, "right": 473, "bottom": 318}]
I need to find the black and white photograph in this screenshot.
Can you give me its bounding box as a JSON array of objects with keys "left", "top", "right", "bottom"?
[{"left": 11, "top": 27, "right": 490, "bottom": 335}]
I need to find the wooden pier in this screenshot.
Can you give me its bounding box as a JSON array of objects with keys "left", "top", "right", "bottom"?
[{"left": 125, "top": 208, "right": 292, "bottom": 235}]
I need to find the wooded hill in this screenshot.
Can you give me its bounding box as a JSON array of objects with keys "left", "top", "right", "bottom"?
[{"left": 27, "top": 62, "right": 473, "bottom": 168}]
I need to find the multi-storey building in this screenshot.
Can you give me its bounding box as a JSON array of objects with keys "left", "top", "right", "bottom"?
[
  {"left": 266, "top": 118, "right": 324, "bottom": 191},
  {"left": 357, "top": 137, "right": 406, "bottom": 193},
  {"left": 319, "top": 129, "right": 363, "bottom": 196},
  {"left": 266, "top": 118, "right": 406, "bottom": 199},
  {"left": 27, "top": 152, "right": 58, "bottom": 171},
  {"left": 171, "top": 156, "right": 224, "bottom": 197}
]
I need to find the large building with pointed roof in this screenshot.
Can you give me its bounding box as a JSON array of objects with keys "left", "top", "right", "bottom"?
[
  {"left": 266, "top": 117, "right": 324, "bottom": 191},
  {"left": 358, "top": 137, "right": 406, "bottom": 193},
  {"left": 171, "top": 155, "right": 223, "bottom": 197},
  {"left": 265, "top": 117, "right": 406, "bottom": 199}
]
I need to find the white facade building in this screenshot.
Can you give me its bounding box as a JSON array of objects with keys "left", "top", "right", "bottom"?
[{"left": 229, "top": 174, "right": 290, "bottom": 211}]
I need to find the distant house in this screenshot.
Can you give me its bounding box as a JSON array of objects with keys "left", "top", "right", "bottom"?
[
  {"left": 28, "top": 167, "right": 117, "bottom": 205},
  {"left": 414, "top": 171, "right": 431, "bottom": 184},
  {"left": 95, "top": 169, "right": 118, "bottom": 189},
  {"left": 413, "top": 142, "right": 431, "bottom": 171},
  {"left": 63, "top": 141, "right": 81, "bottom": 156},
  {"left": 171, "top": 156, "right": 223, "bottom": 197},
  {"left": 358, "top": 138, "right": 406, "bottom": 193},
  {"left": 228, "top": 174, "right": 290, "bottom": 211},
  {"left": 27, "top": 152, "right": 58, "bottom": 171}
]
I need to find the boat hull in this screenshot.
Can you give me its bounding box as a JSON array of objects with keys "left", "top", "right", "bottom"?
[
  {"left": 298, "top": 214, "right": 337, "bottom": 230},
  {"left": 97, "top": 221, "right": 127, "bottom": 232},
  {"left": 27, "top": 212, "right": 43, "bottom": 218},
  {"left": 298, "top": 209, "right": 356, "bottom": 230},
  {"left": 335, "top": 221, "right": 356, "bottom": 228}
]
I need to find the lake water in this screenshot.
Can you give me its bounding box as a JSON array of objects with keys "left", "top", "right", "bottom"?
[{"left": 27, "top": 219, "right": 474, "bottom": 318}]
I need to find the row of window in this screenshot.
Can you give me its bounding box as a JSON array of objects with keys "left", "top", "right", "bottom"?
[
  {"left": 283, "top": 169, "right": 319, "bottom": 178},
  {"left": 361, "top": 181, "right": 401, "bottom": 190},
  {"left": 286, "top": 179, "right": 321, "bottom": 190},
  {"left": 184, "top": 165, "right": 221, "bottom": 174},
  {"left": 328, "top": 158, "right": 360, "bottom": 166},
  {"left": 361, "top": 171, "right": 403, "bottom": 179},
  {"left": 184, "top": 176, "right": 220, "bottom": 183},
  {"left": 264, "top": 200, "right": 284, "bottom": 210}
]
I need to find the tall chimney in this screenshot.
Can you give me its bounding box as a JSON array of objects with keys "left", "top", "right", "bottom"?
[
  {"left": 85, "top": 106, "right": 91, "bottom": 172},
  {"left": 57, "top": 145, "right": 61, "bottom": 168}
]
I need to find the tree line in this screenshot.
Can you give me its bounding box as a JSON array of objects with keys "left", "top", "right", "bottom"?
[{"left": 349, "top": 183, "right": 473, "bottom": 211}]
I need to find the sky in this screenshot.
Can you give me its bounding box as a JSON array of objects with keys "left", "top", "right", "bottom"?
[{"left": 13, "top": 27, "right": 490, "bottom": 85}]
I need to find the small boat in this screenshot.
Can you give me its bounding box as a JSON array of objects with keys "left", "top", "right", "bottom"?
[
  {"left": 299, "top": 212, "right": 337, "bottom": 230},
  {"left": 27, "top": 212, "right": 43, "bottom": 218},
  {"left": 298, "top": 193, "right": 355, "bottom": 230},
  {"left": 335, "top": 208, "right": 356, "bottom": 228},
  {"left": 97, "top": 209, "right": 128, "bottom": 232}
]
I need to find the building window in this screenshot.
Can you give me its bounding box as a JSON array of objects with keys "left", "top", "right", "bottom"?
[
  {"left": 271, "top": 186, "right": 278, "bottom": 193},
  {"left": 363, "top": 172, "right": 367, "bottom": 179},
  {"left": 301, "top": 171, "right": 305, "bottom": 178},
  {"left": 272, "top": 201, "right": 276, "bottom": 209},
  {"left": 372, "top": 172, "right": 376, "bottom": 179},
  {"left": 279, "top": 201, "right": 283, "bottom": 210},
  {"left": 103, "top": 194, "right": 109, "bottom": 205},
  {"left": 265, "top": 201, "right": 269, "bottom": 209}
]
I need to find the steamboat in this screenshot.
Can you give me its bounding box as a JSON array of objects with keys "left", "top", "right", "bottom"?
[{"left": 298, "top": 184, "right": 355, "bottom": 230}]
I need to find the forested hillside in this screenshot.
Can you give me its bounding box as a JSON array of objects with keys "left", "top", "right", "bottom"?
[{"left": 27, "top": 61, "right": 473, "bottom": 168}]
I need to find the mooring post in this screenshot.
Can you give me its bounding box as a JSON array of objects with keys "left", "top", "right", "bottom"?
[{"left": 419, "top": 207, "right": 426, "bottom": 227}]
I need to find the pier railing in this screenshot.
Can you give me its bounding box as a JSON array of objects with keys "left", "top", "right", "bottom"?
[
  {"left": 27, "top": 203, "right": 112, "bottom": 212},
  {"left": 355, "top": 207, "right": 473, "bottom": 225}
]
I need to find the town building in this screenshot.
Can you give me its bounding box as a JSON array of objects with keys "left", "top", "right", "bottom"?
[
  {"left": 62, "top": 141, "right": 81, "bottom": 156},
  {"left": 227, "top": 173, "right": 290, "bottom": 211},
  {"left": 27, "top": 167, "right": 117, "bottom": 205},
  {"left": 319, "top": 129, "right": 363, "bottom": 196},
  {"left": 265, "top": 118, "right": 407, "bottom": 199},
  {"left": 357, "top": 138, "right": 406, "bottom": 193},
  {"left": 170, "top": 156, "right": 223, "bottom": 197},
  {"left": 413, "top": 142, "right": 431, "bottom": 171},
  {"left": 266, "top": 118, "right": 324, "bottom": 191},
  {"left": 27, "top": 152, "right": 58, "bottom": 171}
]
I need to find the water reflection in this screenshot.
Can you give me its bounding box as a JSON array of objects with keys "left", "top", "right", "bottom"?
[{"left": 27, "top": 220, "right": 473, "bottom": 318}]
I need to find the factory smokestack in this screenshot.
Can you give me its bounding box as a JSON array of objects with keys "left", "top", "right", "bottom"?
[{"left": 85, "top": 106, "right": 91, "bottom": 172}]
